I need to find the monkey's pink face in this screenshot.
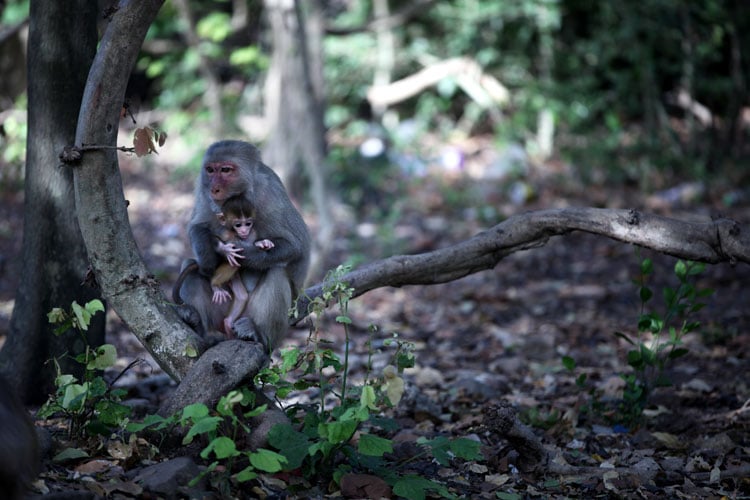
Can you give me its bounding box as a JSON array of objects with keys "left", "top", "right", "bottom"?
[
  {"left": 205, "top": 161, "right": 242, "bottom": 202},
  {"left": 232, "top": 218, "right": 254, "bottom": 239}
]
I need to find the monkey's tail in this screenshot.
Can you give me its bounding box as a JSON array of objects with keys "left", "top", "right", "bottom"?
[{"left": 172, "top": 261, "right": 199, "bottom": 304}]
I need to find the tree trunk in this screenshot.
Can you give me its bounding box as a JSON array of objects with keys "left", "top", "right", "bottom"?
[
  {"left": 0, "top": 0, "right": 103, "bottom": 404},
  {"left": 263, "top": 0, "right": 334, "bottom": 279},
  {"left": 72, "top": 0, "right": 202, "bottom": 382}
]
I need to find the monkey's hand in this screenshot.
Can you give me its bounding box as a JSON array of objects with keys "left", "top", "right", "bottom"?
[
  {"left": 216, "top": 241, "right": 245, "bottom": 267},
  {"left": 212, "top": 286, "right": 232, "bottom": 304},
  {"left": 254, "top": 239, "right": 275, "bottom": 250}
]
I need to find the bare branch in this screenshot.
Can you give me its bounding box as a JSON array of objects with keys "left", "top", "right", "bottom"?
[
  {"left": 293, "top": 208, "right": 749, "bottom": 321},
  {"left": 367, "top": 57, "right": 509, "bottom": 109}
]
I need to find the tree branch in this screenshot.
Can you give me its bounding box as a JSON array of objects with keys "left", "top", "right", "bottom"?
[
  {"left": 293, "top": 208, "right": 748, "bottom": 321},
  {"left": 366, "top": 57, "right": 509, "bottom": 109}
]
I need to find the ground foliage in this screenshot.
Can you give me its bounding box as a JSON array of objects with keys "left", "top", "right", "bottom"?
[{"left": 0, "top": 146, "right": 749, "bottom": 498}]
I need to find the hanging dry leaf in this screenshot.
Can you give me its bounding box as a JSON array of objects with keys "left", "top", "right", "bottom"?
[{"left": 133, "top": 127, "right": 157, "bottom": 157}]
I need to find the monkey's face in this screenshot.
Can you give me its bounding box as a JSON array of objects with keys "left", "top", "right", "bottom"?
[
  {"left": 204, "top": 161, "right": 245, "bottom": 202},
  {"left": 231, "top": 217, "right": 254, "bottom": 240}
]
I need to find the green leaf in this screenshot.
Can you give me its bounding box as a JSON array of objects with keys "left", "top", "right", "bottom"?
[
  {"left": 280, "top": 347, "right": 302, "bottom": 371},
  {"left": 449, "top": 437, "right": 483, "bottom": 461},
  {"left": 55, "top": 373, "right": 77, "bottom": 388},
  {"left": 688, "top": 303, "right": 706, "bottom": 314},
  {"left": 561, "top": 356, "right": 576, "bottom": 371},
  {"left": 268, "top": 423, "right": 311, "bottom": 470},
  {"left": 640, "top": 345, "right": 657, "bottom": 365},
  {"left": 127, "top": 413, "right": 170, "bottom": 432},
  {"left": 183, "top": 416, "right": 222, "bottom": 445},
  {"left": 320, "top": 419, "right": 358, "bottom": 444},
  {"left": 62, "top": 383, "right": 88, "bottom": 410},
  {"left": 229, "top": 46, "right": 263, "bottom": 67},
  {"left": 88, "top": 344, "right": 117, "bottom": 370},
  {"left": 201, "top": 436, "right": 239, "bottom": 460},
  {"left": 196, "top": 12, "right": 231, "bottom": 42},
  {"left": 497, "top": 492, "right": 523, "bottom": 500},
  {"left": 243, "top": 403, "right": 267, "bottom": 419},
  {"left": 687, "top": 262, "right": 705, "bottom": 275},
  {"left": 639, "top": 286, "right": 653, "bottom": 303},
  {"left": 85, "top": 299, "right": 105, "bottom": 315},
  {"left": 358, "top": 433, "right": 393, "bottom": 457},
  {"left": 47, "top": 307, "right": 67, "bottom": 325},
  {"left": 668, "top": 347, "right": 689, "bottom": 359},
  {"left": 663, "top": 286, "right": 677, "bottom": 308},
  {"left": 420, "top": 436, "right": 451, "bottom": 466},
  {"left": 360, "top": 385, "right": 378, "bottom": 411},
  {"left": 217, "top": 390, "right": 244, "bottom": 416},
  {"left": 53, "top": 447, "right": 90, "bottom": 463},
  {"left": 674, "top": 260, "right": 687, "bottom": 282},
  {"left": 95, "top": 399, "right": 131, "bottom": 426},
  {"left": 71, "top": 301, "right": 92, "bottom": 331},
  {"left": 640, "top": 258, "right": 653, "bottom": 275},
  {"left": 369, "top": 415, "right": 400, "bottom": 432},
  {"left": 235, "top": 466, "right": 258, "bottom": 483},
  {"left": 336, "top": 315, "right": 353, "bottom": 324},
  {"left": 393, "top": 475, "right": 450, "bottom": 500},
  {"left": 184, "top": 344, "right": 199, "bottom": 358},
  {"left": 684, "top": 320, "right": 701, "bottom": 333},
  {"left": 626, "top": 349, "right": 643, "bottom": 369},
  {"left": 249, "top": 448, "right": 287, "bottom": 473},
  {"left": 182, "top": 403, "right": 210, "bottom": 421}
]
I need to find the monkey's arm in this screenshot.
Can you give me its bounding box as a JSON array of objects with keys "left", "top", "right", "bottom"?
[
  {"left": 189, "top": 222, "right": 220, "bottom": 276},
  {"left": 215, "top": 240, "right": 245, "bottom": 267},
  {"left": 240, "top": 237, "right": 301, "bottom": 270}
]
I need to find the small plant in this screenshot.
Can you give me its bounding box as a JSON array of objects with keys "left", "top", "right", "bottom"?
[
  {"left": 128, "top": 387, "right": 286, "bottom": 492},
  {"left": 564, "top": 257, "right": 714, "bottom": 427},
  {"left": 129, "top": 266, "right": 483, "bottom": 498},
  {"left": 259, "top": 265, "right": 481, "bottom": 498},
  {"left": 614, "top": 258, "right": 713, "bottom": 422},
  {"left": 39, "top": 299, "right": 132, "bottom": 438}
]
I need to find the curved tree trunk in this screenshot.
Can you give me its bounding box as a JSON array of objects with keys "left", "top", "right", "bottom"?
[
  {"left": 0, "top": 0, "right": 103, "bottom": 404},
  {"left": 71, "top": 0, "right": 203, "bottom": 382}
]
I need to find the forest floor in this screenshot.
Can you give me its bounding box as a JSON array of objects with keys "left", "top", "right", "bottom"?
[{"left": 1, "top": 147, "right": 749, "bottom": 499}]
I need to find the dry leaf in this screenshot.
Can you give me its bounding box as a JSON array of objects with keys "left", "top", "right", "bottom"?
[{"left": 133, "top": 127, "right": 157, "bottom": 157}]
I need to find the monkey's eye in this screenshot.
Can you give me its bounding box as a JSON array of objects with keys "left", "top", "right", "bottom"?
[
  {"left": 206, "top": 166, "right": 215, "bottom": 174},
  {"left": 221, "top": 165, "right": 233, "bottom": 173}
]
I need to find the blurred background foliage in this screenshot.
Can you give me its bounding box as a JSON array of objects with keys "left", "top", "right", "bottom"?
[{"left": 1, "top": 0, "right": 748, "bottom": 210}]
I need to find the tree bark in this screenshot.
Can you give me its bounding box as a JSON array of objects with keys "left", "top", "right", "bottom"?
[
  {"left": 0, "top": 0, "right": 103, "bottom": 404},
  {"left": 71, "top": 0, "right": 203, "bottom": 382},
  {"left": 263, "top": 0, "right": 334, "bottom": 280}
]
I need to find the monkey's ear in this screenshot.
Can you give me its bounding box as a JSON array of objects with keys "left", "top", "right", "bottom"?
[{"left": 217, "top": 213, "right": 227, "bottom": 224}]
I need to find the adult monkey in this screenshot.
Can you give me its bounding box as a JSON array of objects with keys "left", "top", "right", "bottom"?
[{"left": 175, "top": 141, "right": 310, "bottom": 351}]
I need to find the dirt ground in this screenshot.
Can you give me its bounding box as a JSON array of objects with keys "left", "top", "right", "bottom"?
[{"left": 1, "top": 152, "right": 749, "bottom": 498}]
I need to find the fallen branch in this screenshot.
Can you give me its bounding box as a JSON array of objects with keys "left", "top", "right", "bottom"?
[
  {"left": 293, "top": 207, "right": 748, "bottom": 321},
  {"left": 366, "top": 57, "right": 509, "bottom": 109}
]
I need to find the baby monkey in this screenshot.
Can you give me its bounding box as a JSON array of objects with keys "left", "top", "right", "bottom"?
[{"left": 212, "top": 195, "right": 274, "bottom": 337}]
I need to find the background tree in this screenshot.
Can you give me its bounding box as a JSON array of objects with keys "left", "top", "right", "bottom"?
[
  {"left": 0, "top": 0, "right": 104, "bottom": 403},
  {"left": 263, "top": 0, "right": 334, "bottom": 278}
]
